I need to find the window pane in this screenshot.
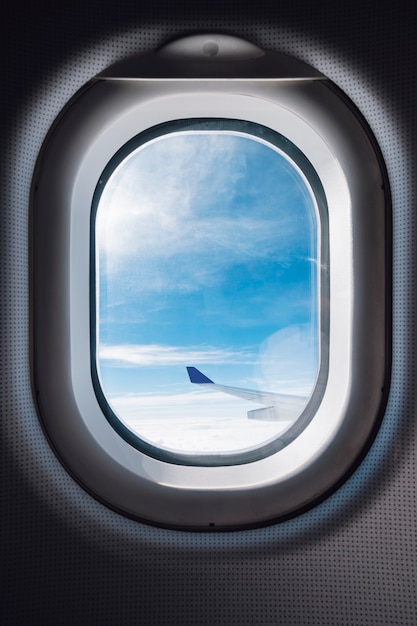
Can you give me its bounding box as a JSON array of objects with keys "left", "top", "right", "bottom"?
[{"left": 94, "top": 124, "right": 321, "bottom": 459}]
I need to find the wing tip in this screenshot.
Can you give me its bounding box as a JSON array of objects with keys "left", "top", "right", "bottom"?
[{"left": 186, "top": 366, "right": 214, "bottom": 384}]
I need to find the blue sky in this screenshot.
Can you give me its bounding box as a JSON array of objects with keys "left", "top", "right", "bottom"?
[{"left": 95, "top": 130, "right": 319, "bottom": 453}]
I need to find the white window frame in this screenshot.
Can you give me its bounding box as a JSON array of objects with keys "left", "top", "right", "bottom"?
[{"left": 32, "top": 35, "right": 389, "bottom": 529}]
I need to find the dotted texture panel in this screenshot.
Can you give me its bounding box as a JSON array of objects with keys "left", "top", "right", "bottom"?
[{"left": 1, "top": 1, "right": 416, "bottom": 625}]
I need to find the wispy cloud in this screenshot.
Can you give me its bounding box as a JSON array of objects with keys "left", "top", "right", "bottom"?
[
  {"left": 98, "top": 343, "right": 256, "bottom": 367},
  {"left": 96, "top": 133, "right": 241, "bottom": 259},
  {"left": 95, "top": 131, "right": 317, "bottom": 295}
]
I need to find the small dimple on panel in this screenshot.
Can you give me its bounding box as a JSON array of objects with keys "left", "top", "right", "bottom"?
[{"left": 1, "top": 3, "right": 416, "bottom": 625}]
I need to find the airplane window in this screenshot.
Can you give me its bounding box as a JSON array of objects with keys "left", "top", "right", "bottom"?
[
  {"left": 92, "top": 120, "right": 326, "bottom": 464},
  {"left": 33, "top": 34, "right": 389, "bottom": 527}
]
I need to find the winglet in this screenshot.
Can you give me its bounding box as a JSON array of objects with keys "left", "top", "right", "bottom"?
[{"left": 186, "top": 367, "right": 214, "bottom": 384}]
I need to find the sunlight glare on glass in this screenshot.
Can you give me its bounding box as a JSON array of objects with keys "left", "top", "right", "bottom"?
[{"left": 95, "top": 128, "right": 320, "bottom": 457}]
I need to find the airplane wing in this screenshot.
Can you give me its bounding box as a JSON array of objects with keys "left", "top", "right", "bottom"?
[{"left": 186, "top": 366, "right": 308, "bottom": 421}]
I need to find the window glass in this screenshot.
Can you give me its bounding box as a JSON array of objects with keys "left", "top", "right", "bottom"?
[{"left": 93, "top": 121, "right": 322, "bottom": 462}]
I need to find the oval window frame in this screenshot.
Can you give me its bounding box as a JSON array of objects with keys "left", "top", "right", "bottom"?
[{"left": 32, "top": 35, "right": 390, "bottom": 529}]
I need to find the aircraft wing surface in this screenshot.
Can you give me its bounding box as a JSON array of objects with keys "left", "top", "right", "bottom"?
[{"left": 186, "top": 366, "right": 308, "bottom": 421}]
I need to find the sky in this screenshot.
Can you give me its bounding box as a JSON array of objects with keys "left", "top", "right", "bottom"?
[{"left": 94, "top": 128, "right": 320, "bottom": 455}]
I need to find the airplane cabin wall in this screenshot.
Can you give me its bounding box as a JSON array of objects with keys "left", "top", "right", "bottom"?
[{"left": 1, "top": 1, "right": 416, "bottom": 624}]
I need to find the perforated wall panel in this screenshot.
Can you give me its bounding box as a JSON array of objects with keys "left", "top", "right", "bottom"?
[{"left": 1, "top": 2, "right": 416, "bottom": 624}]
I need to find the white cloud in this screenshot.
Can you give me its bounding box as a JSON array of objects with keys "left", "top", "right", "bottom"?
[
  {"left": 95, "top": 131, "right": 315, "bottom": 294},
  {"left": 107, "top": 391, "right": 291, "bottom": 453},
  {"left": 96, "top": 133, "right": 239, "bottom": 258},
  {"left": 98, "top": 343, "right": 255, "bottom": 367}
]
